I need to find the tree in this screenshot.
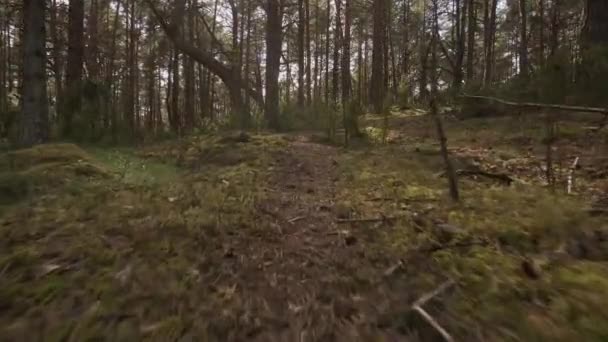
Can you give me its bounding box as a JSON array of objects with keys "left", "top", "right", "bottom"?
[
  {"left": 19, "top": 0, "right": 49, "bottom": 147},
  {"left": 482, "top": 0, "right": 497, "bottom": 87},
  {"left": 264, "top": 0, "right": 283, "bottom": 129},
  {"left": 518, "top": 0, "right": 529, "bottom": 78},
  {"left": 297, "top": 0, "right": 305, "bottom": 106},
  {"left": 63, "top": 0, "right": 84, "bottom": 137},
  {"left": 370, "top": 0, "right": 387, "bottom": 112}
]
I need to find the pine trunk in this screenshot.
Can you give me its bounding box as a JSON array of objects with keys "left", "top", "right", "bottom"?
[{"left": 20, "top": 0, "right": 49, "bottom": 147}]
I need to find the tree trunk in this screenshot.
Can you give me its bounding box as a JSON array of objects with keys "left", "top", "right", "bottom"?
[
  {"left": 305, "top": 0, "right": 312, "bottom": 105},
  {"left": 465, "top": 0, "right": 475, "bottom": 82},
  {"left": 50, "top": 0, "right": 63, "bottom": 116},
  {"left": 243, "top": 1, "right": 252, "bottom": 112},
  {"left": 324, "top": 0, "right": 330, "bottom": 104},
  {"left": 332, "top": 0, "right": 342, "bottom": 104},
  {"left": 297, "top": 0, "right": 305, "bottom": 106},
  {"left": 431, "top": 0, "right": 459, "bottom": 201},
  {"left": 20, "top": 0, "right": 49, "bottom": 147},
  {"left": 170, "top": 49, "right": 180, "bottom": 133},
  {"left": 106, "top": 0, "right": 122, "bottom": 134},
  {"left": 342, "top": 0, "right": 352, "bottom": 144},
  {"left": 265, "top": 0, "right": 282, "bottom": 129},
  {"left": 63, "top": 0, "right": 85, "bottom": 137},
  {"left": 537, "top": 0, "right": 545, "bottom": 66},
  {"left": 370, "top": 0, "right": 387, "bottom": 112},
  {"left": 549, "top": 0, "right": 560, "bottom": 57},
  {"left": 518, "top": 0, "right": 529, "bottom": 79},
  {"left": 87, "top": 0, "right": 100, "bottom": 81},
  {"left": 453, "top": 0, "right": 466, "bottom": 92},
  {"left": 483, "top": 0, "right": 497, "bottom": 87},
  {"left": 184, "top": 0, "right": 195, "bottom": 131},
  {"left": 581, "top": 0, "right": 608, "bottom": 48}
]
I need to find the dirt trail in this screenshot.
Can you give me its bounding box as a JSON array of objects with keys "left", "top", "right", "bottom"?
[{"left": 218, "top": 135, "right": 406, "bottom": 340}]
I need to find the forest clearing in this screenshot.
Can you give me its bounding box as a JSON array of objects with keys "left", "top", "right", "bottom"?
[{"left": 2, "top": 0, "right": 608, "bottom": 340}]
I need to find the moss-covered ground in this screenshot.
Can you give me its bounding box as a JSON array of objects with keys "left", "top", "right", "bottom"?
[{"left": 0, "top": 112, "right": 607, "bottom": 341}]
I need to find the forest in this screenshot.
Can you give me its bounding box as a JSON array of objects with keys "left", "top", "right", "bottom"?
[{"left": 1, "top": 0, "right": 608, "bottom": 340}]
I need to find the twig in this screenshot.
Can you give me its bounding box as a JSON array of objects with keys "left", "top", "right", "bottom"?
[
  {"left": 566, "top": 156, "right": 579, "bottom": 194},
  {"left": 413, "top": 279, "right": 456, "bottom": 307},
  {"left": 411, "top": 279, "right": 456, "bottom": 342},
  {"left": 288, "top": 216, "right": 306, "bottom": 224}
]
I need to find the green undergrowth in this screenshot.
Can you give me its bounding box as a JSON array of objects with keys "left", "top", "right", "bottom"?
[
  {"left": 336, "top": 145, "right": 608, "bottom": 341},
  {"left": 0, "top": 133, "right": 285, "bottom": 339}
]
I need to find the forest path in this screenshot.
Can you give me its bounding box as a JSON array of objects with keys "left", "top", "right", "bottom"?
[{"left": 230, "top": 135, "right": 405, "bottom": 340}]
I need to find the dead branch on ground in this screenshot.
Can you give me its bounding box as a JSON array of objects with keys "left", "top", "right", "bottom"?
[
  {"left": 335, "top": 215, "right": 406, "bottom": 224},
  {"left": 412, "top": 279, "right": 456, "bottom": 342},
  {"left": 567, "top": 156, "right": 579, "bottom": 194},
  {"left": 461, "top": 95, "right": 608, "bottom": 116},
  {"left": 450, "top": 169, "right": 514, "bottom": 184}
]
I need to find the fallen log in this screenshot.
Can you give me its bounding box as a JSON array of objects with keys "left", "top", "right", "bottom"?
[{"left": 461, "top": 95, "right": 608, "bottom": 115}]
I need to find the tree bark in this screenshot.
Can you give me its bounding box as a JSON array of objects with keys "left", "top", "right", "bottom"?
[
  {"left": 20, "top": 0, "right": 49, "bottom": 147},
  {"left": 264, "top": 0, "right": 282, "bottom": 129}
]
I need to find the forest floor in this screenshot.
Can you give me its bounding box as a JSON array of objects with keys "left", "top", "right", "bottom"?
[{"left": 1, "top": 110, "right": 608, "bottom": 341}]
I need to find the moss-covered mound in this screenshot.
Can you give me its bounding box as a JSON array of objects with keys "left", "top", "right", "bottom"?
[{"left": 0, "top": 144, "right": 111, "bottom": 205}]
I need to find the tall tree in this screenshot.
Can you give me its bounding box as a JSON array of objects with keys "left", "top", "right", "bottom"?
[{"left": 20, "top": 0, "right": 49, "bottom": 146}]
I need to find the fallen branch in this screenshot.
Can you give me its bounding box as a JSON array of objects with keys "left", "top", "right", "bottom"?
[
  {"left": 455, "top": 169, "right": 514, "bottom": 184},
  {"left": 412, "top": 280, "right": 456, "bottom": 342},
  {"left": 336, "top": 215, "right": 405, "bottom": 224},
  {"left": 461, "top": 95, "right": 608, "bottom": 115},
  {"left": 439, "top": 169, "right": 514, "bottom": 184},
  {"left": 567, "top": 156, "right": 579, "bottom": 194}
]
